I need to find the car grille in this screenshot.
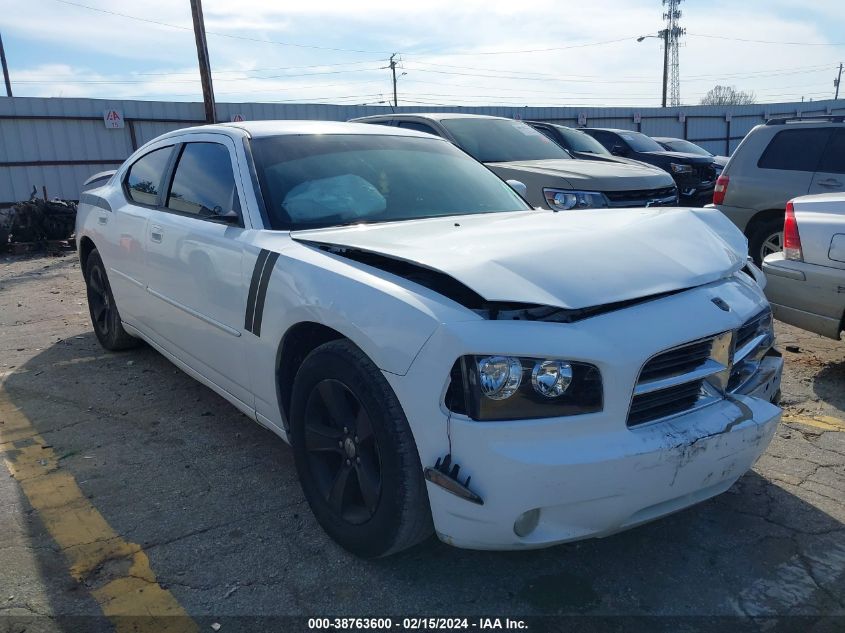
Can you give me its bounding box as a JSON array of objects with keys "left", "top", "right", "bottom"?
[
  {"left": 627, "top": 310, "right": 774, "bottom": 427},
  {"left": 694, "top": 163, "right": 717, "bottom": 186},
  {"left": 603, "top": 186, "right": 678, "bottom": 207}
]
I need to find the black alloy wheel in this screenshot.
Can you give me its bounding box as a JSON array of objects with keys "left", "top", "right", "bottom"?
[{"left": 303, "top": 379, "right": 382, "bottom": 524}]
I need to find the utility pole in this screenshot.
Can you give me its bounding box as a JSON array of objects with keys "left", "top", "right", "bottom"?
[
  {"left": 661, "top": 29, "right": 669, "bottom": 108},
  {"left": 0, "top": 32, "right": 12, "bottom": 97},
  {"left": 389, "top": 53, "right": 398, "bottom": 107},
  {"left": 189, "top": 0, "right": 216, "bottom": 124},
  {"left": 835, "top": 62, "right": 843, "bottom": 100}
]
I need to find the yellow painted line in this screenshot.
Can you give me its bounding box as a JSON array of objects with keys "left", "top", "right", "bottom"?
[
  {"left": 783, "top": 414, "right": 845, "bottom": 432},
  {"left": 0, "top": 390, "right": 198, "bottom": 633}
]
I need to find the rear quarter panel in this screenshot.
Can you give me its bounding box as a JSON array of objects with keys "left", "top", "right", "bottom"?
[{"left": 794, "top": 196, "right": 845, "bottom": 270}]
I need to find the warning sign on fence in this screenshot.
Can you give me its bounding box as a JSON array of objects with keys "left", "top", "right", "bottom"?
[{"left": 103, "top": 109, "right": 124, "bottom": 129}]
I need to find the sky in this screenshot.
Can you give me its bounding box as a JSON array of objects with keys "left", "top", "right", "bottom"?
[{"left": 1, "top": 0, "right": 844, "bottom": 107}]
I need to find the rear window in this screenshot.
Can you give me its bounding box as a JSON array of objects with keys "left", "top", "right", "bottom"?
[{"left": 757, "top": 128, "right": 832, "bottom": 172}]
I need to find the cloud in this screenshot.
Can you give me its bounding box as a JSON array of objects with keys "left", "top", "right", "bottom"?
[{"left": 1, "top": 0, "right": 841, "bottom": 105}]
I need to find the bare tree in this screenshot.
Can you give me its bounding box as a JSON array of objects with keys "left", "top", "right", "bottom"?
[{"left": 699, "top": 85, "right": 756, "bottom": 106}]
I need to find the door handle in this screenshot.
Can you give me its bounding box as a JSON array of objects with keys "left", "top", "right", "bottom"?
[
  {"left": 97, "top": 214, "right": 108, "bottom": 225},
  {"left": 817, "top": 178, "right": 843, "bottom": 188},
  {"left": 150, "top": 225, "right": 164, "bottom": 243}
]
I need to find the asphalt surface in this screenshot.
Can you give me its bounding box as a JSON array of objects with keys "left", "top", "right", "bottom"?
[{"left": 1, "top": 253, "right": 844, "bottom": 632}]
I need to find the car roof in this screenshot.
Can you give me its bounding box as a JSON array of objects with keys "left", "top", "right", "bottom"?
[
  {"left": 652, "top": 137, "right": 684, "bottom": 142},
  {"left": 159, "top": 120, "right": 444, "bottom": 140},
  {"left": 352, "top": 112, "right": 508, "bottom": 123}
]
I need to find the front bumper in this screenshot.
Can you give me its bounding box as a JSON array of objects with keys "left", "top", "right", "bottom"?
[
  {"left": 763, "top": 253, "right": 845, "bottom": 340},
  {"left": 385, "top": 275, "right": 783, "bottom": 550},
  {"left": 432, "top": 389, "right": 780, "bottom": 550}
]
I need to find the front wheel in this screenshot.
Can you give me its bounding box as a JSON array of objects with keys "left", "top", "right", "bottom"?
[
  {"left": 84, "top": 249, "right": 139, "bottom": 351},
  {"left": 290, "top": 339, "right": 433, "bottom": 557}
]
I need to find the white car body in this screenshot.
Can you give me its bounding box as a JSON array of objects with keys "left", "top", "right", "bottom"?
[
  {"left": 76, "top": 120, "right": 782, "bottom": 552},
  {"left": 763, "top": 192, "right": 845, "bottom": 340}
]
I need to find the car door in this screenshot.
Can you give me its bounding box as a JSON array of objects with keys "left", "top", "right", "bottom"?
[
  {"left": 103, "top": 143, "right": 175, "bottom": 324},
  {"left": 809, "top": 128, "right": 845, "bottom": 195},
  {"left": 143, "top": 134, "right": 253, "bottom": 406}
]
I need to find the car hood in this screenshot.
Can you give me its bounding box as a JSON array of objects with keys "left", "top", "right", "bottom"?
[
  {"left": 291, "top": 207, "right": 747, "bottom": 310},
  {"left": 486, "top": 159, "right": 673, "bottom": 191},
  {"left": 712, "top": 155, "right": 729, "bottom": 167}
]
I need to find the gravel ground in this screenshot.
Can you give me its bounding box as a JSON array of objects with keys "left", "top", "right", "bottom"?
[{"left": 0, "top": 252, "right": 843, "bottom": 632}]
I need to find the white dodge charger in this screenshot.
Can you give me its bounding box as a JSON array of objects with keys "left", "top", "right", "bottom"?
[{"left": 76, "top": 120, "right": 783, "bottom": 557}]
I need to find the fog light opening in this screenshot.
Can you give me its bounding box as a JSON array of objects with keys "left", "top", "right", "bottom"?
[{"left": 513, "top": 508, "right": 541, "bottom": 537}]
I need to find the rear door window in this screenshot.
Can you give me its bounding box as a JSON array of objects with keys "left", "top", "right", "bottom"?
[
  {"left": 125, "top": 147, "right": 172, "bottom": 206},
  {"left": 816, "top": 129, "right": 845, "bottom": 174},
  {"left": 166, "top": 142, "right": 241, "bottom": 220},
  {"left": 757, "top": 128, "right": 832, "bottom": 172}
]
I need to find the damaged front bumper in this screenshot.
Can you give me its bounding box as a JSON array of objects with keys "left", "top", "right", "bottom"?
[
  {"left": 429, "top": 391, "right": 780, "bottom": 550},
  {"left": 384, "top": 274, "right": 783, "bottom": 550}
]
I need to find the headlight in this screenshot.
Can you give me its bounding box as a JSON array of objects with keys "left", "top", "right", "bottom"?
[
  {"left": 543, "top": 188, "right": 608, "bottom": 211},
  {"left": 446, "top": 355, "right": 603, "bottom": 421},
  {"left": 669, "top": 162, "right": 694, "bottom": 174}
]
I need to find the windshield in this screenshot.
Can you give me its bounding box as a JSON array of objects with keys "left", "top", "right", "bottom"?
[
  {"left": 556, "top": 126, "right": 611, "bottom": 155},
  {"left": 251, "top": 134, "right": 530, "bottom": 230},
  {"left": 661, "top": 139, "right": 712, "bottom": 156},
  {"left": 619, "top": 132, "right": 666, "bottom": 153},
  {"left": 440, "top": 118, "right": 571, "bottom": 163}
]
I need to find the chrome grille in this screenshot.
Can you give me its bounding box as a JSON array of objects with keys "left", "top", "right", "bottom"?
[
  {"left": 628, "top": 380, "right": 704, "bottom": 427},
  {"left": 627, "top": 310, "right": 775, "bottom": 428}
]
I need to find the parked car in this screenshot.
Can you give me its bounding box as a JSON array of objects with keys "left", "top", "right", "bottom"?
[
  {"left": 350, "top": 114, "right": 678, "bottom": 210},
  {"left": 581, "top": 127, "right": 717, "bottom": 206},
  {"left": 76, "top": 120, "right": 782, "bottom": 556},
  {"left": 709, "top": 115, "right": 845, "bottom": 265},
  {"left": 762, "top": 193, "right": 845, "bottom": 340},
  {"left": 525, "top": 121, "right": 654, "bottom": 168},
  {"left": 652, "top": 137, "right": 728, "bottom": 174}
]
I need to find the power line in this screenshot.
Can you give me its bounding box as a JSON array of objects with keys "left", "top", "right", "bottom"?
[
  {"left": 51, "top": 0, "right": 391, "bottom": 54},
  {"left": 688, "top": 33, "right": 845, "bottom": 46}
]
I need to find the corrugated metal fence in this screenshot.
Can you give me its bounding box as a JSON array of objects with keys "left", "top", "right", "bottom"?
[{"left": 2, "top": 96, "right": 844, "bottom": 204}]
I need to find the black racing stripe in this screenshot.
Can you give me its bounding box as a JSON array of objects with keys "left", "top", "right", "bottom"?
[
  {"left": 251, "top": 251, "right": 280, "bottom": 337},
  {"left": 244, "top": 249, "right": 270, "bottom": 332}
]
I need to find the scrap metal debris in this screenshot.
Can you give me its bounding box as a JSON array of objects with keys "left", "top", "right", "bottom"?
[{"left": 0, "top": 193, "right": 77, "bottom": 252}]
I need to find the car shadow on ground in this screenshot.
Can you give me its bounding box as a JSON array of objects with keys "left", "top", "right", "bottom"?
[{"left": 3, "top": 333, "right": 844, "bottom": 623}]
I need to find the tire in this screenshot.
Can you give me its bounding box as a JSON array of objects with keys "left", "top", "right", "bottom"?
[
  {"left": 748, "top": 217, "right": 784, "bottom": 266},
  {"left": 84, "top": 249, "right": 139, "bottom": 351},
  {"left": 290, "top": 339, "right": 433, "bottom": 557}
]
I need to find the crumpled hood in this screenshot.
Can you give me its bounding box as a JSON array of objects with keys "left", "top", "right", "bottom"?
[
  {"left": 291, "top": 207, "right": 748, "bottom": 310},
  {"left": 487, "top": 158, "right": 672, "bottom": 191}
]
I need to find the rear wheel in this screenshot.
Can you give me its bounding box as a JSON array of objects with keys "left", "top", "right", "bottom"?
[
  {"left": 290, "top": 339, "right": 433, "bottom": 557},
  {"left": 84, "top": 249, "right": 138, "bottom": 351},
  {"left": 748, "top": 218, "right": 784, "bottom": 266}
]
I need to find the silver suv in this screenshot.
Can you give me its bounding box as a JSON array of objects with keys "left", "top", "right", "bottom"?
[{"left": 710, "top": 115, "right": 845, "bottom": 264}]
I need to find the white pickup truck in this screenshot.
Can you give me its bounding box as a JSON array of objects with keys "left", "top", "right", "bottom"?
[{"left": 763, "top": 192, "right": 845, "bottom": 340}]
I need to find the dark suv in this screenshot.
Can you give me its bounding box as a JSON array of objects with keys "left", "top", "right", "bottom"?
[{"left": 582, "top": 128, "right": 717, "bottom": 205}]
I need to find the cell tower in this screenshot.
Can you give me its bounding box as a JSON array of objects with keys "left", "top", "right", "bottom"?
[{"left": 663, "top": 0, "right": 685, "bottom": 106}]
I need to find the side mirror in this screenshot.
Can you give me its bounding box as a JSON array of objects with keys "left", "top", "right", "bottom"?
[
  {"left": 610, "top": 144, "right": 627, "bottom": 156},
  {"left": 506, "top": 179, "right": 528, "bottom": 198}
]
